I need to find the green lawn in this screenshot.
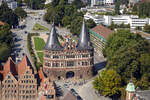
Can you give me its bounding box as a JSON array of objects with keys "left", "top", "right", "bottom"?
[
  {"left": 32, "top": 23, "right": 49, "bottom": 31},
  {"left": 37, "top": 52, "right": 43, "bottom": 63},
  {"left": 34, "top": 37, "right": 45, "bottom": 51}
]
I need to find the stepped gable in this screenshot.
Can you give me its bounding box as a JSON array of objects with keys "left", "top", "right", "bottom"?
[
  {"left": 77, "top": 19, "right": 93, "bottom": 50},
  {"left": 18, "top": 55, "right": 32, "bottom": 75},
  {"left": 44, "top": 21, "right": 63, "bottom": 51},
  {"left": 3, "top": 57, "right": 17, "bottom": 77}
]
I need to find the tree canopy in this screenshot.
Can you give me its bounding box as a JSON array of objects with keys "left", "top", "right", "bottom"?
[
  {"left": 14, "top": 7, "right": 27, "bottom": 19},
  {"left": 0, "top": 3, "right": 18, "bottom": 27},
  {"left": 103, "top": 30, "right": 150, "bottom": 89},
  {"left": 0, "top": 24, "right": 14, "bottom": 62},
  {"left": 93, "top": 69, "right": 122, "bottom": 98},
  {"left": 24, "top": 0, "right": 45, "bottom": 9},
  {"left": 143, "top": 24, "right": 150, "bottom": 33},
  {"left": 44, "top": 0, "right": 89, "bottom": 35},
  {"left": 132, "top": 2, "right": 150, "bottom": 18}
]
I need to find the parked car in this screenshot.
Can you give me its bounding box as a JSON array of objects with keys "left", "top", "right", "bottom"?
[
  {"left": 71, "top": 88, "right": 78, "bottom": 97},
  {"left": 64, "top": 84, "right": 69, "bottom": 88},
  {"left": 77, "top": 96, "right": 83, "bottom": 100}
]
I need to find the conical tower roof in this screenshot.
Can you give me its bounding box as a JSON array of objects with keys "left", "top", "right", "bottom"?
[
  {"left": 44, "top": 22, "right": 63, "bottom": 50},
  {"left": 77, "top": 19, "right": 93, "bottom": 50},
  {"left": 126, "top": 79, "right": 135, "bottom": 92}
]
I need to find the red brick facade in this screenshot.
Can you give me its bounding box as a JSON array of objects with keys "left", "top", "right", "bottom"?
[{"left": 43, "top": 44, "right": 94, "bottom": 80}]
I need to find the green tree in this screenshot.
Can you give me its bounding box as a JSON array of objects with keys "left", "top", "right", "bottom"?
[
  {"left": 16, "top": 0, "right": 23, "bottom": 7},
  {"left": 115, "top": 2, "right": 120, "bottom": 15},
  {"left": 135, "top": 26, "right": 142, "bottom": 30},
  {"left": 0, "top": 3, "right": 18, "bottom": 27},
  {"left": 93, "top": 69, "right": 121, "bottom": 98},
  {"left": 103, "top": 30, "right": 150, "bottom": 86},
  {"left": 0, "top": 43, "right": 11, "bottom": 62},
  {"left": 72, "top": 0, "right": 86, "bottom": 9},
  {"left": 70, "top": 16, "right": 83, "bottom": 35},
  {"left": 62, "top": 16, "right": 71, "bottom": 27},
  {"left": 0, "top": 24, "right": 13, "bottom": 62},
  {"left": 138, "top": 2, "right": 150, "bottom": 18},
  {"left": 143, "top": 24, "right": 150, "bottom": 33},
  {"left": 24, "top": 0, "right": 45, "bottom": 9},
  {"left": 14, "top": 7, "right": 27, "bottom": 19},
  {"left": 86, "top": 19, "right": 96, "bottom": 29}
]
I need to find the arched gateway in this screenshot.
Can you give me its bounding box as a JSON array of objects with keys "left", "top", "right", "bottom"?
[{"left": 66, "top": 71, "right": 75, "bottom": 79}]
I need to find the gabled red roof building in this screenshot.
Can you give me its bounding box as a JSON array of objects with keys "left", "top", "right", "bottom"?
[{"left": 0, "top": 55, "right": 57, "bottom": 100}]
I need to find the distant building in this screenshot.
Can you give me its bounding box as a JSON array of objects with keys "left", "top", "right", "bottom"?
[
  {"left": 43, "top": 20, "right": 94, "bottom": 80},
  {"left": 91, "top": 0, "right": 114, "bottom": 7},
  {"left": 0, "top": 0, "right": 17, "bottom": 10},
  {"left": 126, "top": 80, "right": 150, "bottom": 100},
  {"left": 0, "top": 55, "right": 57, "bottom": 100},
  {"left": 7, "top": 1, "right": 17, "bottom": 10},
  {"left": 89, "top": 25, "right": 113, "bottom": 54},
  {"left": 85, "top": 13, "right": 150, "bottom": 29},
  {"left": 84, "top": 12, "right": 105, "bottom": 24},
  {"left": 45, "top": 0, "right": 52, "bottom": 4}
]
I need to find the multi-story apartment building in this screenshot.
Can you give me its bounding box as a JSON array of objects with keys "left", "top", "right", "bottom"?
[
  {"left": 0, "top": 55, "right": 57, "bottom": 100},
  {"left": 43, "top": 20, "right": 94, "bottom": 80},
  {"left": 89, "top": 25, "right": 113, "bottom": 54}
]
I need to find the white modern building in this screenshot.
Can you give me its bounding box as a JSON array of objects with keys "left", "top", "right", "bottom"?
[
  {"left": 0, "top": 0, "right": 17, "bottom": 10},
  {"left": 84, "top": 12, "right": 105, "bottom": 24},
  {"left": 84, "top": 12, "right": 150, "bottom": 29},
  {"left": 7, "top": 1, "right": 17, "bottom": 10},
  {"left": 45, "top": 0, "right": 52, "bottom": 4},
  {"left": 91, "top": 0, "right": 114, "bottom": 7}
]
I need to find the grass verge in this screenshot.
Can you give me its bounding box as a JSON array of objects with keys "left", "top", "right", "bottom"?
[
  {"left": 32, "top": 23, "right": 49, "bottom": 31},
  {"left": 37, "top": 52, "right": 43, "bottom": 63},
  {"left": 34, "top": 37, "right": 45, "bottom": 51}
]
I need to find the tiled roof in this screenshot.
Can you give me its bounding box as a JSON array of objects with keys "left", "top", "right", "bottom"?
[
  {"left": 18, "top": 55, "right": 31, "bottom": 75},
  {"left": 0, "top": 21, "right": 4, "bottom": 26},
  {"left": 3, "top": 57, "right": 17, "bottom": 77},
  {"left": 91, "top": 25, "right": 113, "bottom": 39},
  {"left": 63, "top": 91, "right": 77, "bottom": 100}
]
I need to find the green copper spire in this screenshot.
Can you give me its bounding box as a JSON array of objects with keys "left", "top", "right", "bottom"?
[{"left": 126, "top": 80, "right": 135, "bottom": 92}]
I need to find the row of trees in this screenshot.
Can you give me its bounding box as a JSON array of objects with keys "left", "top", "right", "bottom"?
[
  {"left": 132, "top": 2, "right": 150, "bottom": 18},
  {"left": 0, "top": 3, "right": 27, "bottom": 27},
  {"left": 108, "top": 22, "right": 130, "bottom": 30},
  {"left": 24, "top": 0, "right": 45, "bottom": 9},
  {"left": 44, "top": 0, "right": 96, "bottom": 35},
  {"left": 93, "top": 30, "right": 150, "bottom": 99},
  {"left": 0, "top": 3, "right": 27, "bottom": 62},
  {"left": 0, "top": 24, "right": 14, "bottom": 62}
]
